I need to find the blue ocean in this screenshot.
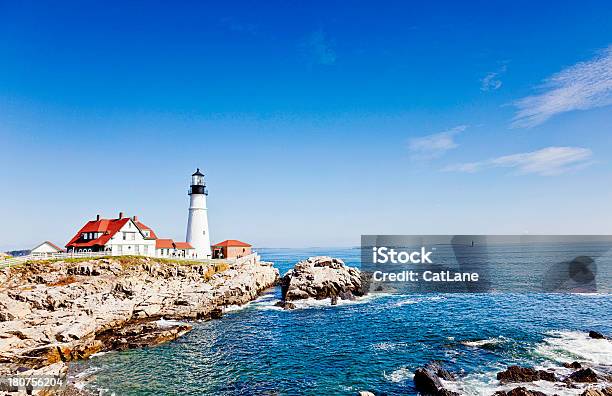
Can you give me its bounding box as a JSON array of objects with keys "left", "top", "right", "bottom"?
[{"left": 71, "top": 247, "right": 612, "bottom": 395}]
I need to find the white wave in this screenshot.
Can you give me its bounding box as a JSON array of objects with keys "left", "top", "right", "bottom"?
[
  {"left": 570, "top": 293, "right": 609, "bottom": 297},
  {"left": 223, "top": 292, "right": 280, "bottom": 312},
  {"left": 256, "top": 293, "right": 387, "bottom": 311},
  {"left": 89, "top": 351, "right": 109, "bottom": 358},
  {"left": 223, "top": 302, "right": 252, "bottom": 313},
  {"left": 449, "top": 331, "right": 612, "bottom": 396},
  {"left": 371, "top": 341, "right": 410, "bottom": 351},
  {"left": 296, "top": 293, "right": 385, "bottom": 309},
  {"left": 155, "top": 318, "right": 187, "bottom": 328},
  {"left": 535, "top": 330, "right": 612, "bottom": 366},
  {"left": 73, "top": 366, "right": 101, "bottom": 379},
  {"left": 392, "top": 295, "right": 446, "bottom": 307},
  {"left": 446, "top": 372, "right": 592, "bottom": 396},
  {"left": 383, "top": 366, "right": 413, "bottom": 383},
  {"left": 460, "top": 336, "right": 508, "bottom": 348}
]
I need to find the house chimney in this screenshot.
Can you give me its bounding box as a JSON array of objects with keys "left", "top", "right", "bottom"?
[
  {"left": 133, "top": 215, "right": 138, "bottom": 221},
  {"left": 119, "top": 212, "right": 124, "bottom": 219},
  {"left": 96, "top": 214, "right": 100, "bottom": 221}
]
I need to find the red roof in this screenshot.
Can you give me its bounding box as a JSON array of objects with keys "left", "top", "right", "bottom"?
[
  {"left": 135, "top": 221, "right": 158, "bottom": 239},
  {"left": 212, "top": 239, "right": 252, "bottom": 247},
  {"left": 155, "top": 239, "right": 193, "bottom": 249},
  {"left": 32, "top": 241, "right": 64, "bottom": 252},
  {"left": 173, "top": 242, "right": 193, "bottom": 249},
  {"left": 66, "top": 216, "right": 157, "bottom": 248},
  {"left": 155, "top": 239, "right": 174, "bottom": 249}
]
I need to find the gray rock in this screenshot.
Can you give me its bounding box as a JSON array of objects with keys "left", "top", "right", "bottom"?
[
  {"left": 281, "top": 256, "right": 364, "bottom": 303},
  {"left": 0, "top": 255, "right": 279, "bottom": 372},
  {"left": 274, "top": 301, "right": 296, "bottom": 310},
  {"left": 581, "top": 387, "right": 612, "bottom": 396},
  {"left": 494, "top": 387, "right": 548, "bottom": 396},
  {"left": 589, "top": 331, "right": 606, "bottom": 339},
  {"left": 569, "top": 368, "right": 599, "bottom": 383},
  {"left": 496, "top": 366, "right": 557, "bottom": 384},
  {"left": 414, "top": 362, "right": 458, "bottom": 396}
]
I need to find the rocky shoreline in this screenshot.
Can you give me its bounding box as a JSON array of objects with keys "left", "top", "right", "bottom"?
[
  {"left": 2, "top": 255, "right": 609, "bottom": 396},
  {"left": 403, "top": 331, "right": 612, "bottom": 396},
  {"left": 0, "top": 255, "right": 278, "bottom": 394}
]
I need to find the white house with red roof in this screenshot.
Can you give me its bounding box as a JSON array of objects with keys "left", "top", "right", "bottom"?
[
  {"left": 31, "top": 241, "right": 64, "bottom": 257},
  {"left": 66, "top": 212, "right": 195, "bottom": 258}
]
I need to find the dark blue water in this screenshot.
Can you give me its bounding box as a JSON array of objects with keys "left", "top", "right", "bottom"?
[{"left": 71, "top": 248, "right": 612, "bottom": 395}]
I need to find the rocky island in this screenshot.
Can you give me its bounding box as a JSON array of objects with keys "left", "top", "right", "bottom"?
[
  {"left": 0, "top": 254, "right": 278, "bottom": 394},
  {"left": 277, "top": 256, "right": 367, "bottom": 308}
]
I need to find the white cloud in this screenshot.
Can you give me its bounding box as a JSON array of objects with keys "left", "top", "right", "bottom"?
[
  {"left": 443, "top": 146, "right": 593, "bottom": 176},
  {"left": 481, "top": 65, "right": 506, "bottom": 91},
  {"left": 408, "top": 125, "right": 467, "bottom": 160},
  {"left": 301, "top": 29, "right": 336, "bottom": 66},
  {"left": 513, "top": 46, "right": 612, "bottom": 127}
]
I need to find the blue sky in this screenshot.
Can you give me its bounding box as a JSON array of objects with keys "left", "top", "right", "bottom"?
[{"left": 1, "top": 1, "right": 611, "bottom": 250}]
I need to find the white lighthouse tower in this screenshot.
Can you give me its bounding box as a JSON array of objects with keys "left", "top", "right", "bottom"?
[{"left": 186, "top": 169, "right": 212, "bottom": 258}]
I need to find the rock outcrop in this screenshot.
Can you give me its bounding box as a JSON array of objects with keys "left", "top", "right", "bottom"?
[
  {"left": 589, "top": 331, "right": 606, "bottom": 340},
  {"left": 569, "top": 368, "right": 600, "bottom": 383},
  {"left": 280, "top": 256, "right": 365, "bottom": 303},
  {"left": 581, "top": 387, "right": 612, "bottom": 396},
  {"left": 494, "top": 387, "right": 548, "bottom": 396},
  {"left": 496, "top": 366, "right": 557, "bottom": 384},
  {"left": 0, "top": 255, "right": 279, "bottom": 383},
  {"left": 413, "top": 362, "right": 459, "bottom": 396}
]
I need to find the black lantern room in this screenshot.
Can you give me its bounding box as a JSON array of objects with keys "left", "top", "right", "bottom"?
[{"left": 189, "top": 168, "right": 208, "bottom": 195}]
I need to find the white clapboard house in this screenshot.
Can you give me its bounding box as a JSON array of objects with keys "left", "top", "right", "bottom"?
[{"left": 66, "top": 213, "right": 195, "bottom": 258}]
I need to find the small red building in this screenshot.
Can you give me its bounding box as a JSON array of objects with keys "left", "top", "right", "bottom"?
[{"left": 211, "top": 240, "right": 252, "bottom": 259}]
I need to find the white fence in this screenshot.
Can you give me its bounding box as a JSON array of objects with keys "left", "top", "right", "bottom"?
[
  {"left": 0, "top": 251, "right": 258, "bottom": 269},
  {"left": 0, "top": 251, "right": 110, "bottom": 268}
]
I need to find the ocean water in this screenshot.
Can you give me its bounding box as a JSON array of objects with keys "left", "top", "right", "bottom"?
[{"left": 70, "top": 247, "right": 612, "bottom": 395}]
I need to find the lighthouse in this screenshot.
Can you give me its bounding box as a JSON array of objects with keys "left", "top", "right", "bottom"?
[{"left": 186, "top": 169, "right": 212, "bottom": 258}]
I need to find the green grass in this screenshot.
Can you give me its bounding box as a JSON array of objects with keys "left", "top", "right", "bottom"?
[
  {"left": 18, "top": 255, "right": 231, "bottom": 269},
  {"left": 21, "top": 256, "right": 114, "bottom": 266}
]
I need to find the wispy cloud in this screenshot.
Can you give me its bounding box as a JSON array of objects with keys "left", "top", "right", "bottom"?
[
  {"left": 443, "top": 146, "right": 593, "bottom": 176},
  {"left": 301, "top": 29, "right": 336, "bottom": 66},
  {"left": 408, "top": 125, "right": 467, "bottom": 160},
  {"left": 513, "top": 46, "right": 612, "bottom": 127},
  {"left": 219, "top": 17, "right": 258, "bottom": 35},
  {"left": 481, "top": 65, "right": 507, "bottom": 91}
]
